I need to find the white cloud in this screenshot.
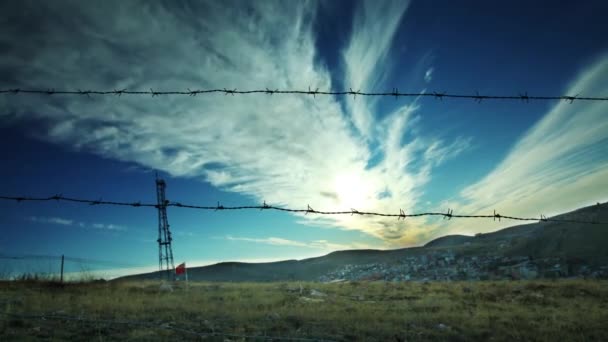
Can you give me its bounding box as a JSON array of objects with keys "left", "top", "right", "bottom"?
[
  {"left": 63, "top": 265, "right": 159, "bottom": 281},
  {"left": 1, "top": 1, "right": 468, "bottom": 246},
  {"left": 343, "top": 0, "right": 411, "bottom": 138},
  {"left": 224, "top": 235, "right": 371, "bottom": 251},
  {"left": 440, "top": 55, "right": 608, "bottom": 236},
  {"left": 424, "top": 136, "right": 472, "bottom": 167},
  {"left": 424, "top": 67, "right": 434, "bottom": 83},
  {"left": 27, "top": 216, "right": 126, "bottom": 231},
  {"left": 28, "top": 216, "right": 73, "bottom": 226},
  {"left": 49, "top": 217, "right": 74, "bottom": 226},
  {"left": 92, "top": 223, "right": 126, "bottom": 231}
]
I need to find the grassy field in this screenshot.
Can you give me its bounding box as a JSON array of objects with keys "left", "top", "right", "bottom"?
[{"left": 1, "top": 279, "right": 607, "bottom": 341}]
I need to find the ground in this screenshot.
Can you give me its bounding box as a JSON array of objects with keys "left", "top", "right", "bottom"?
[{"left": 1, "top": 280, "right": 607, "bottom": 341}]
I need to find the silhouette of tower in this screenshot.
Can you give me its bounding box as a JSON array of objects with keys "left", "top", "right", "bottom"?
[{"left": 155, "top": 175, "right": 175, "bottom": 280}]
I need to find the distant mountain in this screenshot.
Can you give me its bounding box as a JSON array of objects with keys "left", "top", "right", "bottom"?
[
  {"left": 116, "top": 202, "right": 608, "bottom": 282},
  {"left": 424, "top": 235, "right": 471, "bottom": 248}
]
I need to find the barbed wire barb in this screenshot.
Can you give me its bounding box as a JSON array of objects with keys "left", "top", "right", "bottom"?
[
  {"left": 77, "top": 89, "right": 91, "bottom": 98},
  {"left": 433, "top": 91, "right": 445, "bottom": 100},
  {"left": 474, "top": 91, "right": 483, "bottom": 103},
  {"left": 306, "top": 204, "right": 314, "bottom": 215},
  {"left": 265, "top": 88, "right": 278, "bottom": 95},
  {"left": 308, "top": 86, "right": 319, "bottom": 98},
  {"left": 562, "top": 93, "right": 579, "bottom": 104},
  {"left": 494, "top": 210, "right": 501, "bottom": 222},
  {"left": 398, "top": 208, "right": 407, "bottom": 220},
  {"left": 261, "top": 200, "right": 270, "bottom": 210}
]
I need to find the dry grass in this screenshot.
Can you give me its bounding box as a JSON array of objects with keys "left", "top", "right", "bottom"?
[{"left": 1, "top": 279, "right": 607, "bottom": 341}]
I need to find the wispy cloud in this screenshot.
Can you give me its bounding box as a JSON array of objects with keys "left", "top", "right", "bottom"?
[
  {"left": 424, "top": 67, "right": 434, "bottom": 83},
  {"left": 343, "top": 0, "right": 411, "bottom": 138},
  {"left": 424, "top": 136, "right": 473, "bottom": 167},
  {"left": 28, "top": 216, "right": 73, "bottom": 226},
  {"left": 1, "top": 1, "right": 468, "bottom": 246},
  {"left": 224, "top": 235, "right": 370, "bottom": 251},
  {"left": 91, "top": 223, "right": 126, "bottom": 231},
  {"left": 174, "top": 230, "right": 196, "bottom": 237},
  {"left": 27, "top": 216, "right": 126, "bottom": 231},
  {"left": 440, "top": 55, "right": 608, "bottom": 236}
]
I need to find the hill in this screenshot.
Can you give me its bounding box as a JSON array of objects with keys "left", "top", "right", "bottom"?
[
  {"left": 436, "top": 202, "right": 608, "bottom": 261},
  {"left": 117, "top": 202, "right": 608, "bottom": 282}
]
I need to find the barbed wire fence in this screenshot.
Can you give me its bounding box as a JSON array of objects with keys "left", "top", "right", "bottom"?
[
  {"left": 2, "top": 86, "right": 605, "bottom": 226},
  {"left": 0, "top": 253, "right": 142, "bottom": 269},
  {"left": 1, "top": 87, "right": 607, "bottom": 103},
  {"left": 1, "top": 86, "right": 606, "bottom": 341},
  {"left": 0, "top": 195, "right": 604, "bottom": 225},
  {"left": 0, "top": 253, "right": 146, "bottom": 281}
]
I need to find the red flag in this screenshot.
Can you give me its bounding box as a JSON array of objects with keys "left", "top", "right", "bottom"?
[{"left": 175, "top": 262, "right": 186, "bottom": 275}]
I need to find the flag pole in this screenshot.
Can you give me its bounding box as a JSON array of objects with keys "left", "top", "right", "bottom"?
[{"left": 185, "top": 262, "right": 189, "bottom": 292}]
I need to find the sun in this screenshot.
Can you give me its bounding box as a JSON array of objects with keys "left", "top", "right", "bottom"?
[{"left": 332, "top": 171, "right": 374, "bottom": 210}]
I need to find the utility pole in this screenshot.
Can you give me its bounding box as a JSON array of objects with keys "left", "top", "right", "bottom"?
[
  {"left": 60, "top": 254, "right": 64, "bottom": 283},
  {"left": 155, "top": 174, "right": 175, "bottom": 281}
]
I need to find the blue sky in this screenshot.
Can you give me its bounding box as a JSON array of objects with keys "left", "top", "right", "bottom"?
[{"left": 1, "top": 0, "right": 607, "bottom": 278}]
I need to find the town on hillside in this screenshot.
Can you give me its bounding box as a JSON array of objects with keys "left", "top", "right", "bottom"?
[{"left": 319, "top": 250, "right": 608, "bottom": 282}]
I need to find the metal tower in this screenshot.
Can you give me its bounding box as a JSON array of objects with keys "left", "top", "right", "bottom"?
[{"left": 155, "top": 175, "right": 175, "bottom": 280}]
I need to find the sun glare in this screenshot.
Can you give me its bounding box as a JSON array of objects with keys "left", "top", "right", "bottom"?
[{"left": 332, "top": 172, "right": 375, "bottom": 210}]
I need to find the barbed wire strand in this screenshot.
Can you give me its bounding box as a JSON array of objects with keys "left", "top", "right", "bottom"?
[
  {"left": 0, "top": 87, "right": 606, "bottom": 103},
  {"left": 1, "top": 195, "right": 604, "bottom": 225},
  {"left": 0, "top": 254, "right": 144, "bottom": 268},
  {"left": 0, "top": 312, "right": 338, "bottom": 342}
]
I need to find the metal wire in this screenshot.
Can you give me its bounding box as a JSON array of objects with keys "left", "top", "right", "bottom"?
[
  {"left": 1, "top": 195, "right": 604, "bottom": 225},
  {"left": 0, "top": 253, "right": 143, "bottom": 268},
  {"left": 0, "top": 87, "right": 605, "bottom": 103}
]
